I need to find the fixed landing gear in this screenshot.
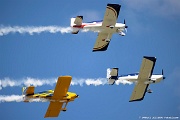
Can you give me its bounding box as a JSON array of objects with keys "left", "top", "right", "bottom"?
[
  {"left": 147, "top": 89, "right": 153, "bottom": 93},
  {"left": 62, "top": 108, "right": 67, "bottom": 112},
  {"left": 109, "top": 25, "right": 114, "bottom": 29},
  {"left": 61, "top": 100, "right": 69, "bottom": 112},
  {"left": 105, "top": 39, "right": 110, "bottom": 42}
]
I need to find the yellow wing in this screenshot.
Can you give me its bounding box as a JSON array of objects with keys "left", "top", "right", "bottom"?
[
  {"left": 52, "top": 76, "right": 72, "bottom": 100},
  {"left": 44, "top": 76, "right": 72, "bottom": 118},
  {"left": 44, "top": 102, "right": 63, "bottom": 118}
]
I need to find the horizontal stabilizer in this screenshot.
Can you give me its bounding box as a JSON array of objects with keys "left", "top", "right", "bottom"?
[
  {"left": 110, "top": 68, "right": 118, "bottom": 76},
  {"left": 70, "top": 16, "right": 83, "bottom": 34},
  {"left": 107, "top": 68, "right": 119, "bottom": 85},
  {"left": 70, "top": 16, "right": 83, "bottom": 27},
  {"left": 108, "top": 79, "right": 116, "bottom": 85},
  {"left": 74, "top": 16, "right": 83, "bottom": 25}
]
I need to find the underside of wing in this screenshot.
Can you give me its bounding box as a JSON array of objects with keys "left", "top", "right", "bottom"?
[
  {"left": 129, "top": 82, "right": 149, "bottom": 102},
  {"left": 44, "top": 102, "right": 63, "bottom": 118},
  {"left": 93, "top": 33, "right": 112, "bottom": 52},
  {"left": 52, "top": 76, "right": 72, "bottom": 100},
  {"left": 138, "top": 56, "right": 156, "bottom": 80},
  {"left": 129, "top": 56, "right": 156, "bottom": 102},
  {"left": 102, "top": 4, "right": 121, "bottom": 28}
]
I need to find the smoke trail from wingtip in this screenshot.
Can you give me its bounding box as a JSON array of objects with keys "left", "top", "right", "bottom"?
[{"left": 0, "top": 25, "right": 73, "bottom": 36}]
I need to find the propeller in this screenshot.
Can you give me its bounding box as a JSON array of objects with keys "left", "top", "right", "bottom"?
[
  {"left": 123, "top": 19, "right": 128, "bottom": 33},
  {"left": 162, "top": 69, "right": 166, "bottom": 80},
  {"left": 124, "top": 19, "right": 128, "bottom": 28}
]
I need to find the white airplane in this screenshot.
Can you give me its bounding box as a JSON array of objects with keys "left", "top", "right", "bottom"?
[
  {"left": 70, "top": 3, "right": 128, "bottom": 52},
  {"left": 107, "top": 56, "right": 165, "bottom": 102}
]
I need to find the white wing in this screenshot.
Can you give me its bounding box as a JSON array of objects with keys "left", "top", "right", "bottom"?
[
  {"left": 93, "top": 4, "right": 120, "bottom": 52},
  {"left": 129, "top": 56, "right": 156, "bottom": 102}
]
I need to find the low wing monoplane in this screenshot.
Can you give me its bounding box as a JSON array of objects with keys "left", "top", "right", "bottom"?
[
  {"left": 107, "top": 56, "right": 165, "bottom": 102},
  {"left": 71, "top": 3, "right": 128, "bottom": 52},
  {"left": 23, "top": 76, "right": 79, "bottom": 118}
]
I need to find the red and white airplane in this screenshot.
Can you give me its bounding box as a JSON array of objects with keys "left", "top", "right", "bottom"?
[{"left": 70, "top": 4, "right": 128, "bottom": 52}]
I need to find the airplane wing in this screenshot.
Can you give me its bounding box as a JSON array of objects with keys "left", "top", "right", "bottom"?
[
  {"left": 129, "top": 56, "right": 156, "bottom": 102},
  {"left": 44, "top": 76, "right": 72, "bottom": 118},
  {"left": 93, "top": 33, "right": 112, "bottom": 51},
  {"left": 102, "top": 4, "right": 120, "bottom": 28},
  {"left": 92, "top": 4, "right": 120, "bottom": 52},
  {"left": 44, "top": 102, "right": 64, "bottom": 118}
]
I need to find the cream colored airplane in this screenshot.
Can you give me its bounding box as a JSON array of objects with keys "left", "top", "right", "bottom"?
[
  {"left": 71, "top": 3, "right": 128, "bottom": 52},
  {"left": 107, "top": 56, "right": 165, "bottom": 102},
  {"left": 22, "top": 76, "right": 78, "bottom": 118}
]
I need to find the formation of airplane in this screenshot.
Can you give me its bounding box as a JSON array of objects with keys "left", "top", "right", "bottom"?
[
  {"left": 23, "top": 76, "right": 78, "bottom": 118},
  {"left": 20, "top": 3, "right": 165, "bottom": 118},
  {"left": 107, "top": 56, "right": 165, "bottom": 102},
  {"left": 71, "top": 3, "right": 128, "bottom": 52}
]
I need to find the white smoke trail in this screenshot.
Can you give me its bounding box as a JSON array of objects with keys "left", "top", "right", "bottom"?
[
  {"left": 0, "top": 77, "right": 56, "bottom": 90},
  {"left": 0, "top": 77, "right": 107, "bottom": 90},
  {"left": 0, "top": 25, "right": 72, "bottom": 36},
  {"left": 0, "top": 95, "right": 48, "bottom": 102},
  {"left": 0, "top": 95, "right": 23, "bottom": 102},
  {"left": 115, "top": 79, "right": 133, "bottom": 85},
  {"left": 72, "top": 78, "right": 107, "bottom": 86},
  {"left": 0, "top": 77, "right": 132, "bottom": 90},
  {"left": 0, "top": 78, "right": 132, "bottom": 102}
]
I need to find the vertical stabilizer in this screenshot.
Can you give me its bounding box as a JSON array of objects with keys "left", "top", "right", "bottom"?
[{"left": 23, "top": 86, "right": 35, "bottom": 95}]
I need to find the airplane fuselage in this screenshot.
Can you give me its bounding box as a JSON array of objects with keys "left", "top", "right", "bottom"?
[
  {"left": 72, "top": 21, "right": 126, "bottom": 35},
  {"left": 23, "top": 90, "right": 78, "bottom": 102},
  {"left": 117, "top": 73, "right": 164, "bottom": 84}
]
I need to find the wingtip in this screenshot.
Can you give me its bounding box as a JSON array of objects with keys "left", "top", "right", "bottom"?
[
  {"left": 58, "top": 76, "right": 72, "bottom": 79},
  {"left": 143, "top": 56, "right": 156, "bottom": 62},
  {"left": 92, "top": 49, "right": 107, "bottom": 52},
  {"left": 107, "top": 3, "right": 121, "bottom": 17},
  {"left": 77, "top": 16, "right": 83, "bottom": 20},
  {"left": 129, "top": 98, "right": 144, "bottom": 102}
]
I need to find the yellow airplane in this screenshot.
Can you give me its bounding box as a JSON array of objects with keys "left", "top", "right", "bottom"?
[{"left": 22, "top": 76, "right": 79, "bottom": 118}]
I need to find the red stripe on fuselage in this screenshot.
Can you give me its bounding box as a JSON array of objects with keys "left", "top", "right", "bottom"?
[
  {"left": 72, "top": 23, "right": 99, "bottom": 28},
  {"left": 72, "top": 25, "right": 85, "bottom": 28}
]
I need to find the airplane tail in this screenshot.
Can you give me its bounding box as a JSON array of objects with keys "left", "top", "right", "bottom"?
[
  {"left": 22, "top": 86, "right": 35, "bottom": 95},
  {"left": 107, "top": 68, "right": 119, "bottom": 85},
  {"left": 70, "top": 16, "right": 83, "bottom": 34}
]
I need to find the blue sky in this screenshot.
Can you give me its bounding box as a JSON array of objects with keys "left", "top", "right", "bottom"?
[{"left": 0, "top": 0, "right": 180, "bottom": 120}]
